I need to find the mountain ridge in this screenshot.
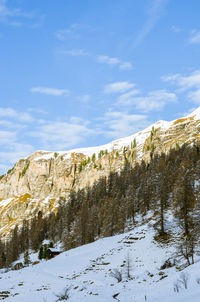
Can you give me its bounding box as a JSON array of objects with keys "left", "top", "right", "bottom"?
[{"left": 0, "top": 107, "right": 200, "bottom": 239}]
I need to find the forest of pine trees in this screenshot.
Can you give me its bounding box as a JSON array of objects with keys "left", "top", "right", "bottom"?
[{"left": 1, "top": 143, "right": 200, "bottom": 268}]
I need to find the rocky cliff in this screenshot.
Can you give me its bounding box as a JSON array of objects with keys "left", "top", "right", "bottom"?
[{"left": 0, "top": 108, "right": 200, "bottom": 238}]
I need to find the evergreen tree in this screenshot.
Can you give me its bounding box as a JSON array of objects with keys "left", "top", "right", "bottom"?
[
  {"left": 38, "top": 246, "right": 44, "bottom": 260},
  {"left": 24, "top": 251, "right": 30, "bottom": 266}
]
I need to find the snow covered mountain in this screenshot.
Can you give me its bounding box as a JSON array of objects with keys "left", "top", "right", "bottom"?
[
  {"left": 0, "top": 214, "right": 199, "bottom": 302},
  {"left": 1, "top": 107, "right": 200, "bottom": 239},
  {"left": 1, "top": 108, "right": 200, "bottom": 301}
]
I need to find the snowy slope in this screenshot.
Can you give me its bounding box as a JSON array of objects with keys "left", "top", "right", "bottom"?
[{"left": 0, "top": 216, "right": 200, "bottom": 302}]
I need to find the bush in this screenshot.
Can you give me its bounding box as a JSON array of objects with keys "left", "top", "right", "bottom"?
[
  {"left": 110, "top": 269, "right": 122, "bottom": 282},
  {"left": 92, "top": 153, "right": 96, "bottom": 163},
  {"left": 160, "top": 258, "right": 174, "bottom": 270},
  {"left": 178, "top": 272, "right": 189, "bottom": 289},
  {"left": 55, "top": 287, "right": 70, "bottom": 301},
  {"left": 21, "top": 161, "right": 30, "bottom": 176}
]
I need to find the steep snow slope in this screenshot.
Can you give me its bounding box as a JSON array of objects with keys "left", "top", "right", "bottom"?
[{"left": 0, "top": 216, "right": 199, "bottom": 302}]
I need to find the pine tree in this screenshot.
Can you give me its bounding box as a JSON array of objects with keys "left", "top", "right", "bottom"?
[
  {"left": 24, "top": 251, "right": 30, "bottom": 266},
  {"left": 38, "top": 246, "right": 44, "bottom": 260}
]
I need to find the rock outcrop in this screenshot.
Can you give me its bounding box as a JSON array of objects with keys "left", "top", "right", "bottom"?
[{"left": 0, "top": 108, "right": 200, "bottom": 238}]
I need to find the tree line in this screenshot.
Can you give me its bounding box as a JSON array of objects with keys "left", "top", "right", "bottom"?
[{"left": 1, "top": 143, "right": 200, "bottom": 268}]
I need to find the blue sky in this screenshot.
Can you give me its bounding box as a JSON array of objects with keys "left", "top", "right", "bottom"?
[{"left": 1, "top": 0, "right": 200, "bottom": 173}]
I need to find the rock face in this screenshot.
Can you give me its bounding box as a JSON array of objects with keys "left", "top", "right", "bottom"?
[{"left": 0, "top": 108, "right": 200, "bottom": 238}]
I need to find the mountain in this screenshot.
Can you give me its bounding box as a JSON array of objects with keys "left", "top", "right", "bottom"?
[
  {"left": 0, "top": 108, "right": 200, "bottom": 301},
  {"left": 1, "top": 107, "right": 200, "bottom": 239}
]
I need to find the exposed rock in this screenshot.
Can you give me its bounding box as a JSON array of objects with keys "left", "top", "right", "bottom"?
[{"left": 0, "top": 109, "right": 200, "bottom": 238}]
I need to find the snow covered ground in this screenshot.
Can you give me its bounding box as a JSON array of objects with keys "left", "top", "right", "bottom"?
[{"left": 0, "top": 217, "right": 200, "bottom": 302}]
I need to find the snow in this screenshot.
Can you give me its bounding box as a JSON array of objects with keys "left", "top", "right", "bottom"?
[
  {"left": 187, "top": 106, "right": 200, "bottom": 120},
  {"left": 0, "top": 218, "right": 200, "bottom": 302},
  {"left": 32, "top": 106, "right": 200, "bottom": 163},
  {"left": 0, "top": 198, "right": 13, "bottom": 207},
  {"left": 33, "top": 119, "right": 175, "bottom": 162}
]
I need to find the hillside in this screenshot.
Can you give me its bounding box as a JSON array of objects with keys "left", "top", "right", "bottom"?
[
  {"left": 0, "top": 216, "right": 200, "bottom": 302},
  {"left": 0, "top": 109, "right": 200, "bottom": 301},
  {"left": 1, "top": 107, "right": 200, "bottom": 239}
]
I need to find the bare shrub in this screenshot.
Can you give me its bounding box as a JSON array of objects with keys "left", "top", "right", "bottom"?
[
  {"left": 160, "top": 258, "right": 174, "bottom": 270},
  {"left": 125, "top": 252, "right": 133, "bottom": 279},
  {"left": 178, "top": 272, "right": 189, "bottom": 289},
  {"left": 55, "top": 287, "right": 70, "bottom": 301},
  {"left": 174, "top": 281, "right": 181, "bottom": 293},
  {"left": 176, "top": 235, "right": 197, "bottom": 266},
  {"left": 110, "top": 269, "right": 122, "bottom": 282}
]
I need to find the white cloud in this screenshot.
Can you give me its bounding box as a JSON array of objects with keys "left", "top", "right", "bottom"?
[
  {"left": 31, "top": 118, "right": 94, "bottom": 150},
  {"left": 97, "top": 55, "right": 133, "bottom": 70},
  {"left": 119, "top": 62, "right": 133, "bottom": 70},
  {"left": 28, "top": 108, "right": 48, "bottom": 115},
  {"left": 0, "top": 0, "right": 33, "bottom": 21},
  {"left": 30, "top": 87, "right": 70, "bottom": 97},
  {"left": 189, "top": 30, "right": 200, "bottom": 44},
  {"left": 0, "top": 142, "right": 34, "bottom": 172},
  {"left": 133, "top": 0, "right": 168, "bottom": 48},
  {"left": 55, "top": 24, "right": 80, "bottom": 40},
  {"left": 162, "top": 70, "right": 200, "bottom": 104},
  {"left": 0, "top": 130, "right": 16, "bottom": 144},
  {"left": 117, "top": 89, "right": 141, "bottom": 104},
  {"left": 104, "top": 82, "right": 135, "bottom": 94},
  {"left": 133, "top": 90, "right": 176, "bottom": 111},
  {"left": 102, "top": 111, "right": 150, "bottom": 139},
  {"left": 61, "top": 49, "right": 88, "bottom": 56},
  {"left": 0, "top": 107, "right": 33, "bottom": 122},
  {"left": 97, "top": 55, "right": 120, "bottom": 65},
  {"left": 78, "top": 94, "right": 91, "bottom": 102},
  {"left": 0, "top": 126, "right": 34, "bottom": 174},
  {"left": 171, "top": 25, "right": 181, "bottom": 33},
  {"left": 187, "top": 90, "right": 200, "bottom": 104},
  {"left": 119, "top": 90, "right": 177, "bottom": 112},
  {"left": 0, "top": 120, "right": 26, "bottom": 129}
]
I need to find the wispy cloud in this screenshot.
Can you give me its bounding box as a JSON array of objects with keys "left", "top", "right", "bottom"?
[
  {"left": 98, "top": 55, "right": 120, "bottom": 65},
  {"left": 0, "top": 0, "right": 33, "bottom": 21},
  {"left": 162, "top": 70, "right": 200, "bottom": 90},
  {"left": 171, "top": 25, "right": 181, "bottom": 33},
  {"left": 119, "top": 90, "right": 177, "bottom": 112},
  {"left": 104, "top": 82, "right": 136, "bottom": 94},
  {"left": 0, "top": 142, "right": 34, "bottom": 173},
  {"left": 101, "top": 111, "right": 150, "bottom": 139},
  {"left": 0, "top": 107, "right": 33, "bottom": 122},
  {"left": 60, "top": 49, "right": 88, "bottom": 56},
  {"left": 119, "top": 62, "right": 133, "bottom": 70},
  {"left": 77, "top": 94, "right": 91, "bottom": 102},
  {"left": 31, "top": 118, "right": 94, "bottom": 150},
  {"left": 0, "top": 106, "right": 94, "bottom": 173},
  {"left": 30, "top": 87, "right": 70, "bottom": 97},
  {"left": 162, "top": 70, "right": 200, "bottom": 104},
  {"left": 133, "top": 0, "right": 168, "bottom": 48},
  {"left": 117, "top": 89, "right": 141, "bottom": 103},
  {"left": 104, "top": 81, "right": 176, "bottom": 112},
  {"left": 97, "top": 55, "right": 133, "bottom": 70},
  {"left": 0, "top": 0, "right": 44, "bottom": 28},
  {"left": 55, "top": 24, "right": 81, "bottom": 40},
  {"left": 189, "top": 30, "right": 200, "bottom": 44},
  {"left": 0, "top": 107, "right": 36, "bottom": 173}
]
